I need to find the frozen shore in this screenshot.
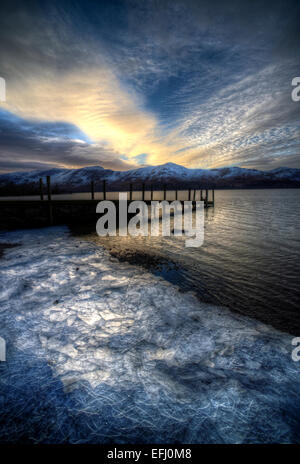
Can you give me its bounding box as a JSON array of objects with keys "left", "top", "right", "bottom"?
[{"left": 0, "top": 227, "right": 299, "bottom": 443}]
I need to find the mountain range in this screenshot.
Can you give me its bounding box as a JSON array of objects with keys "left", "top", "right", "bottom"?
[{"left": 0, "top": 163, "right": 300, "bottom": 195}]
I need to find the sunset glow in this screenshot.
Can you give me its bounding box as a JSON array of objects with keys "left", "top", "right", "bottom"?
[{"left": 0, "top": 0, "right": 299, "bottom": 172}]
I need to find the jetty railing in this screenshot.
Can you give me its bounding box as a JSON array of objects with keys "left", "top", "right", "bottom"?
[
  {"left": 0, "top": 176, "right": 215, "bottom": 227},
  {"left": 34, "top": 177, "right": 215, "bottom": 204}
]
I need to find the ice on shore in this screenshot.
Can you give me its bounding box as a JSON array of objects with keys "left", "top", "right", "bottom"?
[{"left": 0, "top": 227, "right": 299, "bottom": 443}]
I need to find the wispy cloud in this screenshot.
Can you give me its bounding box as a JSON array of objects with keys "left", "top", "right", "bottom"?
[{"left": 0, "top": 0, "right": 299, "bottom": 172}]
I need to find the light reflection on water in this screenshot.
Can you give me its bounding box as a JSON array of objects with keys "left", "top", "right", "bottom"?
[{"left": 79, "top": 189, "right": 300, "bottom": 334}]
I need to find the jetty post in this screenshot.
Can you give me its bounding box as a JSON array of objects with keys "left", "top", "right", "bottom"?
[
  {"left": 164, "top": 184, "right": 167, "bottom": 201},
  {"left": 142, "top": 183, "right": 145, "bottom": 201},
  {"left": 130, "top": 183, "right": 133, "bottom": 201}
]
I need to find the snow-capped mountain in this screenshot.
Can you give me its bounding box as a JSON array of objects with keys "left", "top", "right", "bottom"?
[{"left": 0, "top": 162, "right": 300, "bottom": 194}]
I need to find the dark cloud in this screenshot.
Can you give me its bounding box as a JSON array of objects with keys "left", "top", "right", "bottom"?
[{"left": 0, "top": 110, "right": 138, "bottom": 173}]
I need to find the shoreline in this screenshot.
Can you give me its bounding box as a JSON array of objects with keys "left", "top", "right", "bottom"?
[
  {"left": 70, "top": 223, "right": 300, "bottom": 336},
  {"left": 1, "top": 220, "right": 299, "bottom": 336}
]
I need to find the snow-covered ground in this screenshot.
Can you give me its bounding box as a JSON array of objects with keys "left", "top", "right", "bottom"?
[{"left": 0, "top": 227, "right": 299, "bottom": 443}]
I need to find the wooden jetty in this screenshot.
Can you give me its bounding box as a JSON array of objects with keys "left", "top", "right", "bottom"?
[{"left": 0, "top": 176, "right": 214, "bottom": 229}]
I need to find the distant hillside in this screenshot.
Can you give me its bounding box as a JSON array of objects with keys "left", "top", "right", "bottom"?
[{"left": 0, "top": 162, "right": 300, "bottom": 195}]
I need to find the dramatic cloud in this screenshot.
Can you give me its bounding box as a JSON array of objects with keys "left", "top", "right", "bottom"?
[
  {"left": 0, "top": 110, "right": 138, "bottom": 172},
  {"left": 0, "top": 0, "right": 299, "bottom": 172}
]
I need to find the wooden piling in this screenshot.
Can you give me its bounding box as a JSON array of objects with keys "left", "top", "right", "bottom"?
[
  {"left": 212, "top": 189, "right": 215, "bottom": 205},
  {"left": 205, "top": 189, "right": 208, "bottom": 207},
  {"left": 188, "top": 188, "right": 191, "bottom": 201},
  {"left": 39, "top": 178, "right": 44, "bottom": 201},
  {"left": 103, "top": 180, "right": 106, "bottom": 200},
  {"left": 164, "top": 184, "right": 167, "bottom": 201},
  {"left": 91, "top": 180, "right": 94, "bottom": 200},
  {"left": 142, "top": 183, "right": 145, "bottom": 201},
  {"left": 176, "top": 189, "right": 178, "bottom": 201},
  {"left": 151, "top": 185, "right": 153, "bottom": 201}
]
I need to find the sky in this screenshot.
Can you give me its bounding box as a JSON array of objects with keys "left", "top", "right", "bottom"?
[{"left": 0, "top": 0, "right": 299, "bottom": 173}]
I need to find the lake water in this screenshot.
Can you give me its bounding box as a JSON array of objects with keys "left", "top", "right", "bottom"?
[{"left": 77, "top": 189, "right": 300, "bottom": 335}]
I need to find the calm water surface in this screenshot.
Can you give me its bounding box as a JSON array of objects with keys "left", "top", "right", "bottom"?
[{"left": 75, "top": 189, "right": 300, "bottom": 334}]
